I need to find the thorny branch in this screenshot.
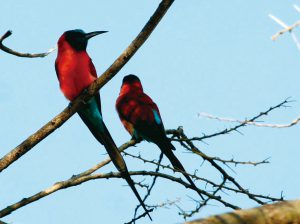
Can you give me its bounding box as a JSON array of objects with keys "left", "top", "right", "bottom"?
[
  {"left": 123, "top": 150, "right": 279, "bottom": 202},
  {"left": 169, "top": 98, "right": 291, "bottom": 144},
  {"left": 0, "top": 170, "right": 238, "bottom": 218},
  {"left": 170, "top": 127, "right": 283, "bottom": 207},
  {"left": 0, "top": 0, "right": 175, "bottom": 173},
  {"left": 127, "top": 198, "right": 181, "bottom": 224},
  {"left": 0, "top": 122, "right": 284, "bottom": 221},
  {"left": 199, "top": 112, "right": 300, "bottom": 129},
  {"left": 132, "top": 153, "right": 164, "bottom": 223}
]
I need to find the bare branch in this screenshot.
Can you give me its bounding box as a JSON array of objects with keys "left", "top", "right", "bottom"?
[
  {"left": 123, "top": 142, "right": 281, "bottom": 203},
  {"left": 201, "top": 155, "right": 270, "bottom": 166},
  {"left": 0, "top": 124, "right": 283, "bottom": 219},
  {"left": 269, "top": 12, "right": 300, "bottom": 50},
  {"left": 132, "top": 152, "right": 164, "bottom": 222},
  {"left": 199, "top": 112, "right": 300, "bottom": 128},
  {"left": 178, "top": 179, "right": 226, "bottom": 219},
  {"left": 0, "top": 0, "right": 175, "bottom": 173},
  {"left": 270, "top": 14, "right": 300, "bottom": 40},
  {"left": 0, "top": 139, "right": 139, "bottom": 218},
  {"left": 168, "top": 127, "right": 283, "bottom": 205},
  {"left": 170, "top": 98, "right": 290, "bottom": 143},
  {"left": 0, "top": 170, "right": 239, "bottom": 218},
  {"left": 0, "top": 30, "right": 56, "bottom": 58}
]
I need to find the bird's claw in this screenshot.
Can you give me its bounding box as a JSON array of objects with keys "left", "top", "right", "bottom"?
[
  {"left": 68, "top": 102, "right": 73, "bottom": 109},
  {"left": 80, "top": 99, "right": 88, "bottom": 105},
  {"left": 71, "top": 174, "right": 80, "bottom": 179},
  {"left": 131, "top": 136, "right": 142, "bottom": 143},
  {"left": 82, "top": 88, "right": 89, "bottom": 94}
]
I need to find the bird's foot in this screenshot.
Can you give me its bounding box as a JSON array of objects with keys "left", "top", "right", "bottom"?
[
  {"left": 80, "top": 99, "right": 88, "bottom": 105},
  {"left": 79, "top": 89, "right": 90, "bottom": 105},
  {"left": 131, "top": 136, "right": 142, "bottom": 143},
  {"left": 68, "top": 101, "right": 73, "bottom": 109},
  {"left": 71, "top": 174, "right": 80, "bottom": 179},
  {"left": 82, "top": 88, "right": 89, "bottom": 95}
]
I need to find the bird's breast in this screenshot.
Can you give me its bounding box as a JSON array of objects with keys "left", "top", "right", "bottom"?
[{"left": 56, "top": 52, "right": 96, "bottom": 101}]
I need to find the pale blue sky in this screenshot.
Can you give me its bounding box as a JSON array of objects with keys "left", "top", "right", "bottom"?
[{"left": 1, "top": 1, "right": 300, "bottom": 223}]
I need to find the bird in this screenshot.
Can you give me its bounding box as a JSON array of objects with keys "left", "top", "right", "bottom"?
[
  {"left": 116, "top": 74, "right": 204, "bottom": 200},
  {"left": 55, "top": 30, "right": 152, "bottom": 220}
]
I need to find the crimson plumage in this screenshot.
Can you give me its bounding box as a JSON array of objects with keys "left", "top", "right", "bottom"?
[
  {"left": 55, "top": 30, "right": 152, "bottom": 220},
  {"left": 116, "top": 74, "right": 204, "bottom": 200}
]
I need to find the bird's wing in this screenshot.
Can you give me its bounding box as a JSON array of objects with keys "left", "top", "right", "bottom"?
[
  {"left": 117, "top": 92, "right": 166, "bottom": 142},
  {"left": 89, "top": 58, "right": 102, "bottom": 114}
]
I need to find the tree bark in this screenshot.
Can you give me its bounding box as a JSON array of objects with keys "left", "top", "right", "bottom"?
[{"left": 186, "top": 200, "right": 300, "bottom": 224}]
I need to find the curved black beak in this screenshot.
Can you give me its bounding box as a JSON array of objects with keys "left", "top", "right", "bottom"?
[{"left": 85, "top": 31, "right": 108, "bottom": 40}]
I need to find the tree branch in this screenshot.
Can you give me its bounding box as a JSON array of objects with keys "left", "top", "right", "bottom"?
[
  {"left": 185, "top": 199, "right": 300, "bottom": 224},
  {"left": 0, "top": 125, "right": 283, "bottom": 219},
  {"left": 0, "top": 30, "right": 56, "bottom": 58},
  {"left": 168, "top": 98, "right": 290, "bottom": 143},
  {"left": 168, "top": 127, "right": 282, "bottom": 205},
  {"left": 199, "top": 112, "right": 300, "bottom": 128},
  {"left": 0, "top": 0, "right": 175, "bottom": 173},
  {"left": 0, "top": 170, "right": 238, "bottom": 218}
]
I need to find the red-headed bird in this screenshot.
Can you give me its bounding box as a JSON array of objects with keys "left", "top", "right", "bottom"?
[
  {"left": 116, "top": 74, "right": 204, "bottom": 200},
  {"left": 55, "top": 30, "right": 152, "bottom": 220}
]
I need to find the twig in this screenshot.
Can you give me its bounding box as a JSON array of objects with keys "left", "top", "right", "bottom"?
[
  {"left": 178, "top": 179, "right": 226, "bottom": 219},
  {"left": 0, "top": 0, "right": 175, "bottom": 173},
  {"left": 269, "top": 13, "right": 300, "bottom": 50},
  {"left": 199, "top": 112, "right": 300, "bottom": 128},
  {"left": 148, "top": 198, "right": 181, "bottom": 209},
  {"left": 171, "top": 127, "right": 278, "bottom": 205},
  {"left": 124, "top": 147, "right": 281, "bottom": 203},
  {"left": 201, "top": 155, "right": 270, "bottom": 166},
  {"left": 173, "top": 98, "right": 289, "bottom": 142},
  {"left": 124, "top": 209, "right": 154, "bottom": 224},
  {"left": 132, "top": 152, "right": 164, "bottom": 223},
  {"left": 0, "top": 30, "right": 56, "bottom": 58},
  {"left": 125, "top": 199, "right": 181, "bottom": 224}
]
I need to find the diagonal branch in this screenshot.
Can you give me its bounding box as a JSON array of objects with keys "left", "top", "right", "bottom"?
[
  {"left": 0, "top": 139, "right": 138, "bottom": 218},
  {"left": 0, "top": 170, "right": 238, "bottom": 218},
  {"left": 0, "top": 0, "right": 175, "bottom": 173},
  {"left": 185, "top": 199, "right": 300, "bottom": 224},
  {"left": 0, "top": 30, "right": 56, "bottom": 58}
]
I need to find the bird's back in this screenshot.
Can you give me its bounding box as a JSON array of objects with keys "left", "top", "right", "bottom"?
[{"left": 117, "top": 91, "right": 168, "bottom": 144}]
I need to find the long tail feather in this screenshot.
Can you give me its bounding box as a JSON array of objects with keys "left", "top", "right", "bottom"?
[
  {"left": 78, "top": 100, "right": 152, "bottom": 220},
  {"left": 158, "top": 139, "right": 205, "bottom": 200},
  {"left": 99, "top": 126, "right": 152, "bottom": 220}
]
